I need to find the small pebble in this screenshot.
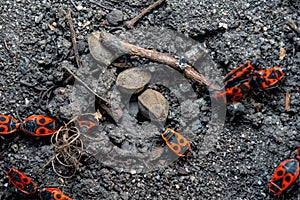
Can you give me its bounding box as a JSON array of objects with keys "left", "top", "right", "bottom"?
[
  {"left": 11, "top": 144, "right": 18, "bottom": 153},
  {"left": 116, "top": 67, "right": 151, "bottom": 94},
  {"left": 138, "top": 89, "right": 169, "bottom": 122},
  {"left": 107, "top": 10, "right": 124, "bottom": 25}
]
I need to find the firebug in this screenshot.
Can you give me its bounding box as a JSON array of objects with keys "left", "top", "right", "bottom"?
[
  {"left": 21, "top": 115, "right": 60, "bottom": 136},
  {"left": 6, "top": 167, "right": 38, "bottom": 195},
  {"left": 160, "top": 128, "right": 191, "bottom": 157}
]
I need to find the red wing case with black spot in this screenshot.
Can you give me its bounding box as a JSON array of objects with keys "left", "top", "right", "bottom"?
[
  {"left": 223, "top": 60, "right": 258, "bottom": 87},
  {"left": 21, "top": 115, "right": 60, "bottom": 136},
  {"left": 160, "top": 128, "right": 191, "bottom": 157},
  {"left": 252, "top": 66, "right": 285, "bottom": 91},
  {"left": 6, "top": 167, "right": 38, "bottom": 195},
  {"left": 39, "top": 188, "right": 72, "bottom": 200},
  {"left": 0, "top": 114, "right": 19, "bottom": 134},
  {"left": 268, "top": 158, "right": 300, "bottom": 196}
]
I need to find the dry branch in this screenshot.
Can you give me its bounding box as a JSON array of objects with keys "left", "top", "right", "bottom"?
[
  {"left": 66, "top": 9, "right": 82, "bottom": 68},
  {"left": 99, "top": 31, "right": 218, "bottom": 89},
  {"left": 125, "top": 0, "right": 166, "bottom": 29},
  {"left": 63, "top": 66, "right": 116, "bottom": 121}
]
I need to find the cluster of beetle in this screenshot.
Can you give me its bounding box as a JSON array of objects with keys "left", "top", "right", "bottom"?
[
  {"left": 1, "top": 59, "right": 288, "bottom": 198},
  {"left": 215, "top": 60, "right": 285, "bottom": 102},
  {"left": 0, "top": 114, "right": 192, "bottom": 157},
  {"left": 0, "top": 114, "right": 71, "bottom": 199},
  {"left": 0, "top": 114, "right": 60, "bottom": 137},
  {"left": 0, "top": 113, "right": 191, "bottom": 199},
  {"left": 6, "top": 167, "right": 72, "bottom": 200},
  {"left": 218, "top": 60, "right": 300, "bottom": 197}
]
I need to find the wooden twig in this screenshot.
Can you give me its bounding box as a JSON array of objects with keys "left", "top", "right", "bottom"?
[
  {"left": 89, "top": 0, "right": 114, "bottom": 11},
  {"left": 125, "top": 0, "right": 165, "bottom": 29},
  {"left": 63, "top": 66, "right": 109, "bottom": 103},
  {"left": 3, "top": 37, "right": 10, "bottom": 51},
  {"left": 66, "top": 9, "right": 82, "bottom": 68},
  {"left": 99, "top": 31, "right": 218, "bottom": 90},
  {"left": 3, "top": 37, "right": 14, "bottom": 57},
  {"left": 63, "top": 66, "right": 116, "bottom": 122},
  {"left": 285, "top": 91, "right": 290, "bottom": 111}
]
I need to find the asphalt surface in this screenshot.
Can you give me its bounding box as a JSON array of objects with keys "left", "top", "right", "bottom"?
[{"left": 0, "top": 0, "right": 300, "bottom": 199}]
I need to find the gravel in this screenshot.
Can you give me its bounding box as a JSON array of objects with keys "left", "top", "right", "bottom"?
[{"left": 0, "top": 0, "right": 300, "bottom": 199}]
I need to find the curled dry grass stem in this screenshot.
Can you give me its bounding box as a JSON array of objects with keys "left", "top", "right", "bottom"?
[{"left": 47, "top": 113, "right": 97, "bottom": 178}]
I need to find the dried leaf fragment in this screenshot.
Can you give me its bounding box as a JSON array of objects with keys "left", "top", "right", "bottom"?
[{"left": 279, "top": 47, "right": 286, "bottom": 60}]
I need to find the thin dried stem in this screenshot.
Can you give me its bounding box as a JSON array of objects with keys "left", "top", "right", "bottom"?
[
  {"left": 3, "top": 37, "right": 14, "bottom": 57},
  {"left": 49, "top": 113, "right": 100, "bottom": 178},
  {"left": 125, "top": 0, "right": 166, "bottom": 29},
  {"left": 63, "top": 66, "right": 116, "bottom": 121},
  {"left": 66, "top": 8, "right": 82, "bottom": 68},
  {"left": 99, "top": 31, "right": 219, "bottom": 90},
  {"left": 52, "top": 158, "right": 77, "bottom": 179}
]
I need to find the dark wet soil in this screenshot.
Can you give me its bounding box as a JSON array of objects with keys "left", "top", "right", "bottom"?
[{"left": 1, "top": 0, "right": 300, "bottom": 199}]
